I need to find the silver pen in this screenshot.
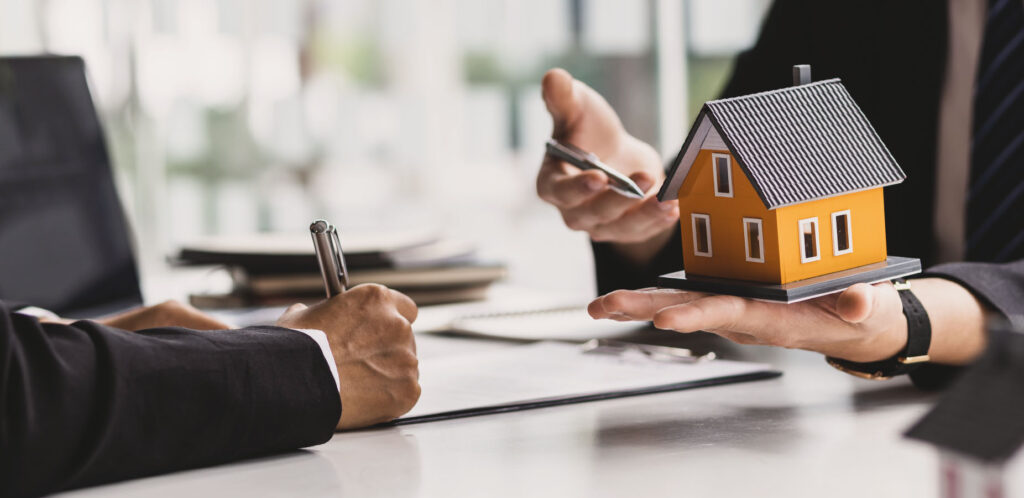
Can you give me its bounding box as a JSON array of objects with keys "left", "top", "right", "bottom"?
[
  {"left": 545, "top": 138, "right": 646, "bottom": 199},
  {"left": 310, "top": 219, "right": 350, "bottom": 298}
]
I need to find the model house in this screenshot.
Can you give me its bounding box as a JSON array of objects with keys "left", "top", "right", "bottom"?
[
  {"left": 657, "top": 66, "right": 907, "bottom": 284},
  {"left": 905, "top": 328, "right": 1024, "bottom": 498}
]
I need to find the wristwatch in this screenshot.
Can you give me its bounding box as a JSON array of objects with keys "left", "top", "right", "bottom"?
[{"left": 826, "top": 279, "right": 932, "bottom": 380}]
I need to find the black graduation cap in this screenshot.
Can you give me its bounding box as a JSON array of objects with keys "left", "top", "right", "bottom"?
[{"left": 904, "top": 325, "right": 1024, "bottom": 463}]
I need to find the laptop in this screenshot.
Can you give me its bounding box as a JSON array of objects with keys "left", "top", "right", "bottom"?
[{"left": 0, "top": 55, "right": 142, "bottom": 317}]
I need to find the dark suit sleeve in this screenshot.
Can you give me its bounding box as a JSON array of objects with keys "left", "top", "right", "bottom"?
[
  {"left": 592, "top": 228, "right": 683, "bottom": 295},
  {"left": 0, "top": 301, "right": 341, "bottom": 498},
  {"left": 907, "top": 261, "right": 1024, "bottom": 389}
]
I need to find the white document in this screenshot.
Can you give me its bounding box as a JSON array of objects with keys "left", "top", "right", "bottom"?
[
  {"left": 413, "top": 286, "right": 647, "bottom": 342},
  {"left": 399, "top": 342, "right": 779, "bottom": 423}
]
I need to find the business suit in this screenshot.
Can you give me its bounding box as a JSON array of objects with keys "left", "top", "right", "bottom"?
[
  {"left": 0, "top": 301, "right": 340, "bottom": 497},
  {"left": 592, "top": 0, "right": 1020, "bottom": 386}
]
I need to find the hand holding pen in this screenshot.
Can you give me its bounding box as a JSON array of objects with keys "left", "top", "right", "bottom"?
[
  {"left": 536, "top": 69, "right": 679, "bottom": 258},
  {"left": 271, "top": 219, "right": 420, "bottom": 429}
]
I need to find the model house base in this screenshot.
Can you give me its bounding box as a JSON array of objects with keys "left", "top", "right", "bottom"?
[{"left": 657, "top": 256, "right": 921, "bottom": 303}]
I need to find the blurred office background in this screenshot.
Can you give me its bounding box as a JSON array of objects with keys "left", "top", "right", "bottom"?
[{"left": 0, "top": 0, "right": 770, "bottom": 297}]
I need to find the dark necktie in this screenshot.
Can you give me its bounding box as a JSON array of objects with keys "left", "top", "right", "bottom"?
[{"left": 965, "top": 0, "right": 1024, "bottom": 262}]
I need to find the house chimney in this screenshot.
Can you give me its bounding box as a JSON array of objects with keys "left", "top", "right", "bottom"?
[{"left": 793, "top": 64, "right": 812, "bottom": 86}]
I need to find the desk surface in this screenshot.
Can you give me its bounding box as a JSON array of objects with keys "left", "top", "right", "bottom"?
[{"left": 58, "top": 327, "right": 942, "bottom": 498}]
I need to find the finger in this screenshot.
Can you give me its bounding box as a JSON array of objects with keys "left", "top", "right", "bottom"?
[
  {"left": 562, "top": 173, "right": 654, "bottom": 227},
  {"left": 589, "top": 197, "right": 679, "bottom": 242},
  {"left": 389, "top": 290, "right": 418, "bottom": 324},
  {"left": 589, "top": 288, "right": 701, "bottom": 320},
  {"left": 542, "top": 68, "right": 583, "bottom": 136},
  {"left": 652, "top": 295, "right": 749, "bottom": 333},
  {"left": 278, "top": 303, "right": 308, "bottom": 321},
  {"left": 835, "top": 283, "right": 876, "bottom": 323},
  {"left": 183, "top": 308, "right": 233, "bottom": 330},
  {"left": 536, "top": 157, "right": 573, "bottom": 201},
  {"left": 546, "top": 168, "right": 609, "bottom": 209},
  {"left": 716, "top": 330, "right": 767, "bottom": 346},
  {"left": 174, "top": 301, "right": 232, "bottom": 329}
]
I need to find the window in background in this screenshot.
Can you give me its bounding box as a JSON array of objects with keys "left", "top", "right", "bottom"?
[
  {"left": 0, "top": 0, "right": 771, "bottom": 293},
  {"left": 685, "top": 0, "right": 772, "bottom": 115}
]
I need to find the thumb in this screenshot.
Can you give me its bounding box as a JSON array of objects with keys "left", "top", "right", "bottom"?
[
  {"left": 835, "top": 283, "right": 876, "bottom": 323},
  {"left": 542, "top": 68, "right": 583, "bottom": 136}
]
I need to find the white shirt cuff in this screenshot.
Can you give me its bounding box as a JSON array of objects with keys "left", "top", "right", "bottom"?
[
  {"left": 14, "top": 306, "right": 61, "bottom": 320},
  {"left": 289, "top": 328, "right": 340, "bottom": 391}
]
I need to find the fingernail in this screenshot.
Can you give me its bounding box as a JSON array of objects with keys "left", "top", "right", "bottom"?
[
  {"left": 586, "top": 178, "right": 603, "bottom": 191},
  {"left": 658, "top": 202, "right": 674, "bottom": 212}
]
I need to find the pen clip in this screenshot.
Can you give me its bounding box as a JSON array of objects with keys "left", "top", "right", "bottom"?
[
  {"left": 548, "top": 138, "right": 599, "bottom": 163},
  {"left": 310, "top": 219, "right": 346, "bottom": 298},
  {"left": 581, "top": 339, "right": 716, "bottom": 363},
  {"left": 327, "top": 224, "right": 350, "bottom": 290}
]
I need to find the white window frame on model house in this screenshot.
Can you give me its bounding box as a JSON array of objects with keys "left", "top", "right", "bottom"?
[
  {"left": 798, "top": 217, "right": 821, "bottom": 263},
  {"left": 711, "top": 153, "right": 733, "bottom": 198},
  {"left": 831, "top": 210, "right": 853, "bottom": 256},
  {"left": 691, "top": 213, "right": 713, "bottom": 257},
  {"left": 743, "top": 218, "right": 765, "bottom": 263}
]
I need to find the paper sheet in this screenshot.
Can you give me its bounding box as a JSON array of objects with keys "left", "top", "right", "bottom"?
[{"left": 400, "top": 342, "right": 778, "bottom": 422}]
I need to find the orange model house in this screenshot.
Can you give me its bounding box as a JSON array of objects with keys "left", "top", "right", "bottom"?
[{"left": 657, "top": 66, "right": 917, "bottom": 299}]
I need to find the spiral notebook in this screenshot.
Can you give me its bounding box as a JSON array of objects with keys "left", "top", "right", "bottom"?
[{"left": 394, "top": 341, "right": 781, "bottom": 425}]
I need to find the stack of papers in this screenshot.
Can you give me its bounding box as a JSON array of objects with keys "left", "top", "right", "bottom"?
[{"left": 176, "top": 228, "right": 506, "bottom": 308}]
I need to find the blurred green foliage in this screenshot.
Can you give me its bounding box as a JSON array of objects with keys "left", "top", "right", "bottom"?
[
  {"left": 311, "top": 34, "right": 386, "bottom": 86},
  {"left": 687, "top": 56, "right": 734, "bottom": 120}
]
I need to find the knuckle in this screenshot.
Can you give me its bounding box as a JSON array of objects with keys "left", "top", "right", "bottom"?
[
  {"left": 652, "top": 309, "right": 677, "bottom": 330},
  {"left": 408, "top": 381, "right": 422, "bottom": 405},
  {"left": 360, "top": 284, "right": 389, "bottom": 301},
  {"left": 562, "top": 213, "right": 586, "bottom": 231},
  {"left": 387, "top": 374, "right": 421, "bottom": 416},
  {"left": 395, "top": 320, "right": 415, "bottom": 342},
  {"left": 717, "top": 297, "right": 746, "bottom": 329},
  {"left": 159, "top": 299, "right": 184, "bottom": 310},
  {"left": 396, "top": 381, "right": 421, "bottom": 414},
  {"left": 403, "top": 350, "right": 419, "bottom": 369}
]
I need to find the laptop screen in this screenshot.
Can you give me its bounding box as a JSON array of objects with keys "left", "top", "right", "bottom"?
[{"left": 0, "top": 56, "right": 142, "bottom": 317}]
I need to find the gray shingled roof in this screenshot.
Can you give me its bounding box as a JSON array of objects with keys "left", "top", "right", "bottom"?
[{"left": 659, "top": 79, "right": 906, "bottom": 209}]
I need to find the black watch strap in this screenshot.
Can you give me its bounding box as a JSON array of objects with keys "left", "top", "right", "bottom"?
[{"left": 826, "top": 279, "right": 932, "bottom": 380}]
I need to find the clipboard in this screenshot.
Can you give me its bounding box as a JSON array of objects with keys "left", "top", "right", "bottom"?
[{"left": 393, "top": 341, "right": 781, "bottom": 425}]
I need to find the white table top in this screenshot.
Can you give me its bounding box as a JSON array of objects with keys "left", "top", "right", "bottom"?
[{"left": 58, "top": 328, "right": 943, "bottom": 498}]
